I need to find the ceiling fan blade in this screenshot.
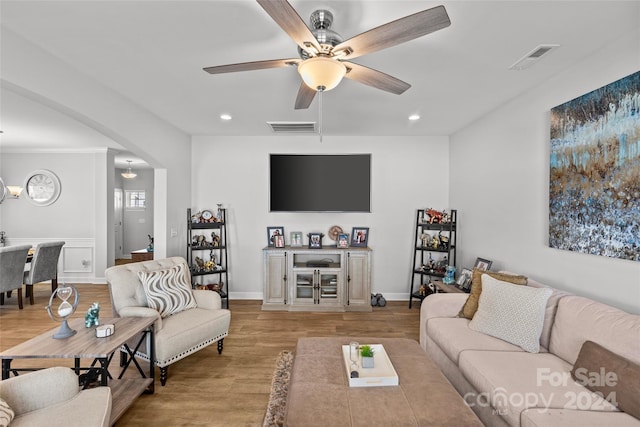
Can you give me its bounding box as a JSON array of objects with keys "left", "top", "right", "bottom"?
[
  {"left": 203, "top": 58, "right": 299, "bottom": 74},
  {"left": 342, "top": 61, "right": 410, "bottom": 95},
  {"left": 257, "top": 0, "right": 320, "bottom": 55},
  {"left": 333, "top": 5, "right": 450, "bottom": 60},
  {"left": 295, "top": 82, "right": 317, "bottom": 109}
]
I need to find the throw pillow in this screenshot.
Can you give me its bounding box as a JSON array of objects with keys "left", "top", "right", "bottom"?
[
  {"left": 458, "top": 269, "right": 528, "bottom": 319},
  {"left": 0, "top": 397, "right": 14, "bottom": 427},
  {"left": 571, "top": 340, "right": 640, "bottom": 420},
  {"left": 138, "top": 263, "right": 197, "bottom": 318},
  {"left": 469, "top": 274, "right": 552, "bottom": 353}
]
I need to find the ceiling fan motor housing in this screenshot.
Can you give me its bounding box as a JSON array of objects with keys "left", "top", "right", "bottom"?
[{"left": 298, "top": 9, "right": 343, "bottom": 59}]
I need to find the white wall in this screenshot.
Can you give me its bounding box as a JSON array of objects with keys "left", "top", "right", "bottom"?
[
  {"left": 0, "top": 150, "right": 105, "bottom": 282},
  {"left": 450, "top": 29, "right": 640, "bottom": 314},
  {"left": 1, "top": 29, "right": 191, "bottom": 264},
  {"left": 192, "top": 135, "right": 450, "bottom": 300}
]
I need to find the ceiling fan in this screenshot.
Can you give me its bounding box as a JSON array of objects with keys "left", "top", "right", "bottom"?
[{"left": 203, "top": 0, "right": 451, "bottom": 109}]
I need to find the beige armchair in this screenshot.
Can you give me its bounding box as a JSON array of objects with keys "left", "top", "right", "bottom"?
[
  {"left": 105, "top": 257, "right": 231, "bottom": 386},
  {"left": 0, "top": 367, "right": 112, "bottom": 427}
]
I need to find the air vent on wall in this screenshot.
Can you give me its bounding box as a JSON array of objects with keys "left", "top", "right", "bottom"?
[
  {"left": 508, "top": 44, "right": 559, "bottom": 71},
  {"left": 267, "top": 121, "right": 317, "bottom": 133}
]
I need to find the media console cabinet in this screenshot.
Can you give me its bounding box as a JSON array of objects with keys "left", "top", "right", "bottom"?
[{"left": 262, "top": 246, "right": 372, "bottom": 312}]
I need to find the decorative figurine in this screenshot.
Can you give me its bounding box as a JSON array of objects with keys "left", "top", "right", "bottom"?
[
  {"left": 438, "top": 232, "right": 449, "bottom": 250},
  {"left": 147, "top": 234, "right": 154, "bottom": 252},
  {"left": 194, "top": 235, "right": 206, "bottom": 247},
  {"left": 85, "top": 302, "right": 100, "bottom": 327},
  {"left": 443, "top": 266, "right": 456, "bottom": 285},
  {"left": 431, "top": 234, "right": 440, "bottom": 250},
  {"left": 425, "top": 208, "right": 444, "bottom": 224},
  {"left": 421, "top": 233, "right": 431, "bottom": 248},
  {"left": 211, "top": 232, "right": 220, "bottom": 247}
]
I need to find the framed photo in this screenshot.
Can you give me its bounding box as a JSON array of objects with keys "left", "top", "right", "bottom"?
[
  {"left": 290, "top": 231, "right": 303, "bottom": 247},
  {"left": 337, "top": 233, "right": 349, "bottom": 248},
  {"left": 473, "top": 257, "right": 493, "bottom": 271},
  {"left": 267, "top": 226, "right": 285, "bottom": 247},
  {"left": 274, "top": 235, "right": 285, "bottom": 248},
  {"left": 456, "top": 268, "right": 473, "bottom": 290},
  {"left": 350, "top": 227, "right": 369, "bottom": 247},
  {"left": 308, "top": 232, "right": 323, "bottom": 249}
]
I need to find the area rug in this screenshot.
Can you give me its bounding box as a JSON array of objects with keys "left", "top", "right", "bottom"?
[{"left": 263, "top": 350, "right": 294, "bottom": 427}]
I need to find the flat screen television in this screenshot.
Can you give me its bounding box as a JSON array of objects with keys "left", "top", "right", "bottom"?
[{"left": 270, "top": 154, "right": 371, "bottom": 212}]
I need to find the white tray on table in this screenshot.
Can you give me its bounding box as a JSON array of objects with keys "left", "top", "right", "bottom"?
[{"left": 341, "top": 344, "right": 399, "bottom": 387}]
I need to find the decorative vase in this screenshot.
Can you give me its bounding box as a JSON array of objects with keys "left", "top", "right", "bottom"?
[{"left": 362, "top": 356, "right": 374, "bottom": 368}]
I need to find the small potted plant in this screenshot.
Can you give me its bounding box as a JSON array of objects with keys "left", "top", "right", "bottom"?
[{"left": 360, "top": 345, "right": 375, "bottom": 368}]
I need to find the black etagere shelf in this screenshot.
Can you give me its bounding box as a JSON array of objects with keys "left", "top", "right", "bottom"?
[
  {"left": 187, "top": 208, "right": 229, "bottom": 308},
  {"left": 409, "top": 209, "right": 457, "bottom": 308}
]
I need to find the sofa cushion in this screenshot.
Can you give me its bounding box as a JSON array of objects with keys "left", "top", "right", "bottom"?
[
  {"left": 10, "top": 387, "right": 111, "bottom": 427},
  {"left": 572, "top": 340, "right": 640, "bottom": 420},
  {"left": 0, "top": 398, "right": 14, "bottom": 427},
  {"left": 521, "top": 408, "right": 640, "bottom": 427},
  {"left": 459, "top": 269, "right": 528, "bottom": 319},
  {"left": 459, "top": 350, "right": 619, "bottom": 427},
  {"left": 549, "top": 295, "right": 640, "bottom": 366},
  {"left": 138, "top": 263, "right": 197, "bottom": 318},
  {"left": 428, "top": 317, "right": 526, "bottom": 365},
  {"left": 154, "top": 307, "right": 230, "bottom": 365},
  {"left": 469, "top": 275, "right": 552, "bottom": 353}
]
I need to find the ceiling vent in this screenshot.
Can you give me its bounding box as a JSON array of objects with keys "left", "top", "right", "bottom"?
[
  {"left": 267, "top": 121, "right": 317, "bottom": 133},
  {"left": 508, "top": 44, "right": 559, "bottom": 70}
]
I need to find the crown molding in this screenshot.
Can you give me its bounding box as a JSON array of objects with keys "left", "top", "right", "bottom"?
[{"left": 0, "top": 146, "right": 114, "bottom": 155}]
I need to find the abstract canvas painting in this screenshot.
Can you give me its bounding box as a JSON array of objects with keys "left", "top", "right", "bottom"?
[{"left": 549, "top": 71, "right": 639, "bottom": 261}]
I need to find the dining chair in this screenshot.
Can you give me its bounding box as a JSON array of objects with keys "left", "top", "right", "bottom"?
[
  {"left": 0, "top": 245, "right": 32, "bottom": 309},
  {"left": 23, "top": 241, "right": 65, "bottom": 306}
]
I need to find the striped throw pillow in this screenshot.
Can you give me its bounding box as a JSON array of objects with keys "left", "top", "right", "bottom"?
[
  {"left": 0, "top": 398, "right": 14, "bottom": 427},
  {"left": 138, "top": 263, "right": 197, "bottom": 318}
]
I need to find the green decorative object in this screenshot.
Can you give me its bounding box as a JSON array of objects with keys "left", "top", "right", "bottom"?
[{"left": 360, "top": 345, "right": 375, "bottom": 368}]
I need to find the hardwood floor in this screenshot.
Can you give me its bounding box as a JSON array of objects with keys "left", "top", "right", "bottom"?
[{"left": 0, "top": 283, "right": 421, "bottom": 426}]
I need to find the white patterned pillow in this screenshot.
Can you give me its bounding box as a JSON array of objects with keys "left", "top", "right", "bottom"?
[
  {"left": 138, "top": 263, "right": 197, "bottom": 318},
  {"left": 0, "top": 398, "right": 14, "bottom": 427},
  {"left": 469, "top": 274, "right": 553, "bottom": 353}
]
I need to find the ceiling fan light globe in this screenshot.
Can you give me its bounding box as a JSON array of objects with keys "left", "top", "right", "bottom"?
[{"left": 298, "top": 57, "right": 346, "bottom": 92}]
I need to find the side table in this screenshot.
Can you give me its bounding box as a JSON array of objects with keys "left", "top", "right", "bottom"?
[{"left": 433, "top": 280, "right": 468, "bottom": 294}]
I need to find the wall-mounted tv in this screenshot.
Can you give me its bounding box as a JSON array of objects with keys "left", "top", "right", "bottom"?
[{"left": 270, "top": 154, "right": 371, "bottom": 212}]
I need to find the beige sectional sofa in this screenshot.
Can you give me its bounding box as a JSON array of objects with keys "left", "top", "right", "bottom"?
[{"left": 420, "top": 276, "right": 640, "bottom": 427}]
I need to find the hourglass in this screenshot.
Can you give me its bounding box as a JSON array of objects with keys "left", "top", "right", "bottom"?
[
  {"left": 349, "top": 341, "right": 360, "bottom": 378},
  {"left": 46, "top": 283, "right": 79, "bottom": 339}
]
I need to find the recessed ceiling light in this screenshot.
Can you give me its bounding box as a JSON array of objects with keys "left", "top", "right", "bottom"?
[
  {"left": 408, "top": 114, "right": 420, "bottom": 121},
  {"left": 220, "top": 113, "right": 232, "bottom": 121}
]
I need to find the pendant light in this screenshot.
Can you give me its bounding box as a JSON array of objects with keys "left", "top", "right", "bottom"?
[{"left": 121, "top": 160, "right": 137, "bottom": 179}]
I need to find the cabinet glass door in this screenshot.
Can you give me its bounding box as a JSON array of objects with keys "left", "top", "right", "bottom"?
[
  {"left": 319, "top": 273, "right": 341, "bottom": 305},
  {"left": 293, "top": 271, "right": 315, "bottom": 304}
]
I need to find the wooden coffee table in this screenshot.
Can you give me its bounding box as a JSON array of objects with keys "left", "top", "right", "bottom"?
[
  {"left": 0, "top": 316, "right": 155, "bottom": 425},
  {"left": 285, "top": 337, "right": 482, "bottom": 426}
]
